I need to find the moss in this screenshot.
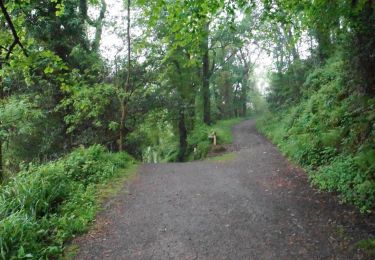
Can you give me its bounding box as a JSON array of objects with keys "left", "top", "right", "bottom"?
[
  {"left": 206, "top": 152, "right": 236, "bottom": 162},
  {"left": 96, "top": 164, "right": 139, "bottom": 204},
  {"left": 357, "top": 239, "right": 375, "bottom": 256}
]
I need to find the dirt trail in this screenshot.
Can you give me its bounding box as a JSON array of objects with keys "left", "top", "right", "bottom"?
[{"left": 74, "top": 120, "right": 374, "bottom": 259}]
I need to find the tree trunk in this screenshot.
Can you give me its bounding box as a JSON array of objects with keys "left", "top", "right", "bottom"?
[
  {"left": 119, "top": 101, "right": 126, "bottom": 152},
  {"left": 241, "top": 86, "right": 247, "bottom": 116},
  {"left": 119, "top": 0, "right": 131, "bottom": 151},
  {"left": 349, "top": 1, "right": 375, "bottom": 96},
  {"left": 202, "top": 21, "right": 211, "bottom": 125},
  {"left": 241, "top": 66, "right": 249, "bottom": 117},
  {"left": 315, "top": 27, "right": 331, "bottom": 62},
  {"left": 178, "top": 108, "right": 187, "bottom": 162}
]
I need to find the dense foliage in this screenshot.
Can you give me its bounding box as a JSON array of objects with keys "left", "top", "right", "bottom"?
[{"left": 0, "top": 0, "right": 262, "bottom": 174}]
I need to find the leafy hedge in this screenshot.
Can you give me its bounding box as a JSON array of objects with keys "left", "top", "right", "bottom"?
[
  {"left": 257, "top": 57, "right": 375, "bottom": 213},
  {"left": 0, "top": 145, "right": 134, "bottom": 259}
]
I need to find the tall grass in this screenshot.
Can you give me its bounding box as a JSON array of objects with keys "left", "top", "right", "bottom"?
[{"left": 0, "top": 145, "right": 134, "bottom": 259}]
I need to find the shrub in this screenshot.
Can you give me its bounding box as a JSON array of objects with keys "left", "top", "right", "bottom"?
[{"left": 64, "top": 145, "right": 132, "bottom": 185}]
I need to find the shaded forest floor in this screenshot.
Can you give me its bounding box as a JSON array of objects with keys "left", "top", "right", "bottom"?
[{"left": 72, "top": 120, "right": 374, "bottom": 259}]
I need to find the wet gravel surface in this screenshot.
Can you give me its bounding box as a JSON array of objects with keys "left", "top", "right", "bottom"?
[{"left": 74, "top": 120, "right": 374, "bottom": 260}]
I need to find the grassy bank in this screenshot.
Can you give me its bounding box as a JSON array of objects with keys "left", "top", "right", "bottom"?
[
  {"left": 256, "top": 58, "right": 375, "bottom": 213},
  {"left": 0, "top": 145, "right": 136, "bottom": 259},
  {"left": 257, "top": 104, "right": 374, "bottom": 213}
]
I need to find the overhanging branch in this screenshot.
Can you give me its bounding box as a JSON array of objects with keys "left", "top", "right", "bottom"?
[{"left": 0, "top": 0, "right": 28, "bottom": 60}]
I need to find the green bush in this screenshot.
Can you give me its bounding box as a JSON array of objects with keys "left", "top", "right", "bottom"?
[
  {"left": 0, "top": 145, "right": 133, "bottom": 259},
  {"left": 187, "top": 123, "right": 212, "bottom": 160},
  {"left": 311, "top": 156, "right": 375, "bottom": 213},
  {"left": 64, "top": 145, "right": 132, "bottom": 185}
]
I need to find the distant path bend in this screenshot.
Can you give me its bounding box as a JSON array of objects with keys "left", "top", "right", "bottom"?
[{"left": 75, "top": 120, "right": 373, "bottom": 260}]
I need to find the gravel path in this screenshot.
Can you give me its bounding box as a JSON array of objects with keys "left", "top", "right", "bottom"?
[{"left": 74, "top": 120, "right": 374, "bottom": 260}]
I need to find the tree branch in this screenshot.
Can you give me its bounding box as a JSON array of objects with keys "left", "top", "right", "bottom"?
[
  {"left": 0, "top": 0, "right": 28, "bottom": 59},
  {"left": 211, "top": 49, "right": 238, "bottom": 74},
  {"left": 91, "top": 0, "right": 107, "bottom": 51}
]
